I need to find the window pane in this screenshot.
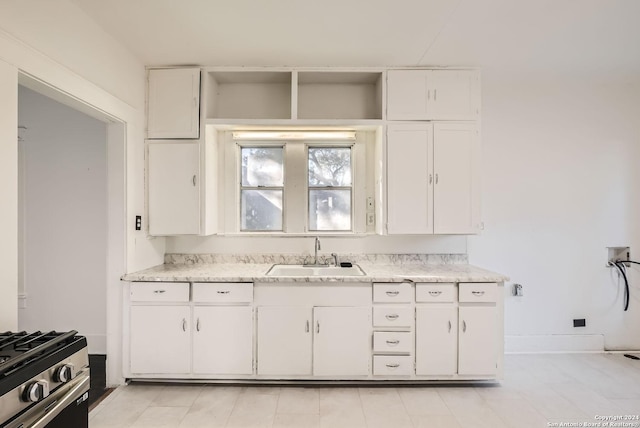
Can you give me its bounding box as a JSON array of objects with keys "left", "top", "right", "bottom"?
[
  {"left": 308, "top": 189, "right": 351, "bottom": 231},
  {"left": 241, "top": 190, "right": 283, "bottom": 231},
  {"left": 241, "top": 147, "right": 284, "bottom": 187},
  {"left": 308, "top": 148, "right": 352, "bottom": 187}
]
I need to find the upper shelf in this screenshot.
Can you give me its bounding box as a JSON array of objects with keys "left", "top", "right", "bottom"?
[{"left": 203, "top": 69, "right": 384, "bottom": 122}]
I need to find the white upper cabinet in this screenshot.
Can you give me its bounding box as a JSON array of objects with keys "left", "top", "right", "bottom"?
[
  {"left": 147, "top": 68, "right": 201, "bottom": 139},
  {"left": 387, "top": 70, "right": 479, "bottom": 121},
  {"left": 386, "top": 123, "right": 480, "bottom": 234}
]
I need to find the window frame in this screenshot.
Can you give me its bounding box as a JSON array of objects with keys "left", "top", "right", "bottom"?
[{"left": 222, "top": 131, "right": 370, "bottom": 236}]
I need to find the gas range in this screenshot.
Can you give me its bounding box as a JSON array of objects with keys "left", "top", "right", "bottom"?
[{"left": 0, "top": 331, "right": 90, "bottom": 428}]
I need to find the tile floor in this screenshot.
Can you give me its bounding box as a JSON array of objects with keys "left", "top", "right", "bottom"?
[{"left": 89, "top": 353, "right": 640, "bottom": 428}]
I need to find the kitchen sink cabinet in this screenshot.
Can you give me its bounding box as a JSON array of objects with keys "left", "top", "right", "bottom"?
[
  {"left": 148, "top": 140, "right": 217, "bottom": 236},
  {"left": 458, "top": 306, "right": 497, "bottom": 375},
  {"left": 256, "top": 305, "right": 370, "bottom": 377},
  {"left": 147, "top": 67, "right": 201, "bottom": 139},
  {"left": 386, "top": 123, "right": 480, "bottom": 234},
  {"left": 386, "top": 69, "right": 479, "bottom": 121}
]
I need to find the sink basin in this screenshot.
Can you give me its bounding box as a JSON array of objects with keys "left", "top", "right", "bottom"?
[{"left": 266, "top": 264, "right": 366, "bottom": 277}]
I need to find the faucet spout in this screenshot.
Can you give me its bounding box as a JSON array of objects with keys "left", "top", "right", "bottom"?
[{"left": 314, "top": 236, "right": 321, "bottom": 265}]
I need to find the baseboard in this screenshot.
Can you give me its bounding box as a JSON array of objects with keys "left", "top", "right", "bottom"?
[{"left": 505, "top": 334, "right": 605, "bottom": 353}]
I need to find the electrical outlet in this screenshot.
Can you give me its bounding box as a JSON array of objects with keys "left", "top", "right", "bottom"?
[
  {"left": 573, "top": 319, "right": 586, "bottom": 328},
  {"left": 135, "top": 216, "right": 142, "bottom": 231},
  {"left": 513, "top": 283, "right": 523, "bottom": 296},
  {"left": 366, "top": 212, "right": 375, "bottom": 226},
  {"left": 607, "top": 246, "right": 630, "bottom": 267}
]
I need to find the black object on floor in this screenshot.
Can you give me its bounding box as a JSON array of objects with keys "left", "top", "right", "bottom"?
[
  {"left": 89, "top": 354, "right": 107, "bottom": 406},
  {"left": 624, "top": 354, "right": 640, "bottom": 360}
]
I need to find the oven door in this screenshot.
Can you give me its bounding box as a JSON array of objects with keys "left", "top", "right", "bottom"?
[{"left": 3, "top": 373, "right": 90, "bottom": 428}]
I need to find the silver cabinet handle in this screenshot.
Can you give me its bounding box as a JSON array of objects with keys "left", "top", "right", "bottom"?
[
  {"left": 217, "top": 290, "right": 230, "bottom": 294},
  {"left": 429, "top": 174, "right": 433, "bottom": 184},
  {"left": 472, "top": 291, "right": 485, "bottom": 296},
  {"left": 386, "top": 340, "right": 400, "bottom": 346},
  {"left": 316, "top": 321, "right": 320, "bottom": 334},
  {"left": 305, "top": 320, "right": 309, "bottom": 333},
  {"left": 182, "top": 318, "right": 187, "bottom": 332},
  {"left": 192, "top": 175, "right": 197, "bottom": 186},
  {"left": 196, "top": 318, "right": 200, "bottom": 332},
  {"left": 153, "top": 290, "right": 166, "bottom": 294},
  {"left": 386, "top": 363, "right": 400, "bottom": 369},
  {"left": 429, "top": 290, "right": 442, "bottom": 296},
  {"left": 462, "top": 320, "right": 466, "bottom": 333},
  {"left": 435, "top": 173, "right": 439, "bottom": 184},
  {"left": 448, "top": 320, "right": 452, "bottom": 332},
  {"left": 386, "top": 314, "right": 399, "bottom": 320},
  {"left": 386, "top": 290, "right": 399, "bottom": 296}
]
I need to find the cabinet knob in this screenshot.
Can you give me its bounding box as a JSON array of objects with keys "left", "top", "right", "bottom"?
[
  {"left": 217, "top": 290, "right": 230, "bottom": 294},
  {"left": 153, "top": 290, "right": 166, "bottom": 294},
  {"left": 448, "top": 320, "right": 452, "bottom": 333},
  {"left": 385, "top": 290, "right": 399, "bottom": 297},
  {"left": 462, "top": 320, "right": 467, "bottom": 333},
  {"left": 428, "top": 290, "right": 442, "bottom": 296},
  {"left": 305, "top": 320, "right": 310, "bottom": 333},
  {"left": 429, "top": 174, "right": 433, "bottom": 184},
  {"left": 385, "top": 363, "right": 400, "bottom": 369},
  {"left": 196, "top": 318, "right": 200, "bottom": 332},
  {"left": 386, "top": 340, "right": 400, "bottom": 346},
  {"left": 471, "top": 291, "right": 485, "bottom": 296},
  {"left": 182, "top": 318, "right": 187, "bottom": 332},
  {"left": 385, "top": 314, "right": 399, "bottom": 320}
]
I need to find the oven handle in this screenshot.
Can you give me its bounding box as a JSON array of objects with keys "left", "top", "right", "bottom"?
[{"left": 29, "top": 375, "right": 90, "bottom": 428}]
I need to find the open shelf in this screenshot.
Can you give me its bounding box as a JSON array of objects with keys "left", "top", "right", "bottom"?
[
  {"left": 297, "top": 72, "right": 383, "bottom": 120},
  {"left": 205, "top": 71, "right": 292, "bottom": 120}
]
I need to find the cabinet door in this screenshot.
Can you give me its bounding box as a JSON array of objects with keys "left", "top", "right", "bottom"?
[
  {"left": 257, "top": 306, "right": 312, "bottom": 375},
  {"left": 130, "top": 305, "right": 190, "bottom": 374},
  {"left": 386, "top": 125, "right": 433, "bottom": 234},
  {"left": 386, "top": 70, "right": 428, "bottom": 120},
  {"left": 433, "top": 123, "right": 480, "bottom": 234},
  {"left": 192, "top": 306, "right": 253, "bottom": 375},
  {"left": 458, "top": 306, "right": 497, "bottom": 375},
  {"left": 313, "top": 307, "right": 371, "bottom": 376},
  {"left": 416, "top": 306, "right": 457, "bottom": 375},
  {"left": 147, "top": 68, "right": 200, "bottom": 139},
  {"left": 148, "top": 142, "right": 200, "bottom": 235},
  {"left": 427, "top": 70, "right": 479, "bottom": 120}
]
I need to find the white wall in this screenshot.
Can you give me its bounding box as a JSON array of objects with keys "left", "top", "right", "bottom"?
[
  {"left": 0, "top": 59, "right": 18, "bottom": 331},
  {"left": 18, "top": 86, "right": 107, "bottom": 353},
  {"left": 0, "top": 1, "right": 160, "bottom": 385},
  {"left": 469, "top": 71, "right": 640, "bottom": 351}
]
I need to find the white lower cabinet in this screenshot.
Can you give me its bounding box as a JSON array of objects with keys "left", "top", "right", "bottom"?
[
  {"left": 130, "top": 305, "right": 191, "bottom": 374},
  {"left": 256, "top": 306, "right": 370, "bottom": 377},
  {"left": 415, "top": 306, "right": 458, "bottom": 376},
  {"left": 458, "top": 306, "right": 497, "bottom": 375},
  {"left": 192, "top": 306, "right": 253, "bottom": 375}
]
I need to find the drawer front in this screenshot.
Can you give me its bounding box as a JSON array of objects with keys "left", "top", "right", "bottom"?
[
  {"left": 373, "top": 306, "right": 412, "bottom": 328},
  {"left": 373, "top": 283, "right": 412, "bottom": 303},
  {"left": 373, "top": 331, "right": 412, "bottom": 354},
  {"left": 459, "top": 283, "right": 498, "bottom": 303},
  {"left": 130, "top": 282, "right": 189, "bottom": 302},
  {"left": 373, "top": 355, "right": 413, "bottom": 376},
  {"left": 192, "top": 282, "right": 253, "bottom": 303},
  {"left": 415, "top": 283, "right": 455, "bottom": 303}
]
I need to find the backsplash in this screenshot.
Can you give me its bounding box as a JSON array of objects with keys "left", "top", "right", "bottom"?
[{"left": 164, "top": 253, "right": 468, "bottom": 265}]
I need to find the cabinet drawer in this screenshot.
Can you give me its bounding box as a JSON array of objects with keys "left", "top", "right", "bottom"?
[
  {"left": 373, "top": 283, "right": 412, "bottom": 303},
  {"left": 373, "top": 356, "right": 413, "bottom": 376},
  {"left": 459, "top": 283, "right": 498, "bottom": 303},
  {"left": 373, "top": 306, "right": 412, "bottom": 328},
  {"left": 130, "top": 282, "right": 189, "bottom": 302},
  {"left": 416, "top": 283, "right": 455, "bottom": 302},
  {"left": 373, "top": 331, "right": 412, "bottom": 354},
  {"left": 193, "top": 282, "right": 253, "bottom": 303}
]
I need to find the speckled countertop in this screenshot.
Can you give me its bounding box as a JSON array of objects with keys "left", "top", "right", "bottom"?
[{"left": 121, "top": 253, "right": 509, "bottom": 283}]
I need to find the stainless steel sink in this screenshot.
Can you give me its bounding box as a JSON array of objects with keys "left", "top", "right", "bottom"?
[{"left": 266, "top": 264, "right": 366, "bottom": 277}]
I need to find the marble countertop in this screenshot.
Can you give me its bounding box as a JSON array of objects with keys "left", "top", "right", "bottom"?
[{"left": 121, "top": 262, "right": 509, "bottom": 284}]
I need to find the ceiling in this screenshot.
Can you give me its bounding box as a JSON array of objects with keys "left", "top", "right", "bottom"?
[{"left": 71, "top": 0, "right": 640, "bottom": 75}]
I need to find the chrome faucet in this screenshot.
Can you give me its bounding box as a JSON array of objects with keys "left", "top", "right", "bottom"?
[
  {"left": 314, "top": 236, "right": 321, "bottom": 265},
  {"left": 331, "top": 253, "right": 339, "bottom": 266}
]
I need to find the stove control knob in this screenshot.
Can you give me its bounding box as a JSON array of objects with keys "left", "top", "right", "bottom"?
[
  {"left": 22, "top": 380, "right": 50, "bottom": 402},
  {"left": 54, "top": 364, "right": 75, "bottom": 383}
]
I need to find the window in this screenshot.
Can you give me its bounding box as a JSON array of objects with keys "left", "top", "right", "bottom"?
[
  {"left": 240, "top": 147, "right": 284, "bottom": 231},
  {"left": 308, "top": 147, "right": 352, "bottom": 231},
  {"left": 226, "top": 130, "right": 372, "bottom": 235}
]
